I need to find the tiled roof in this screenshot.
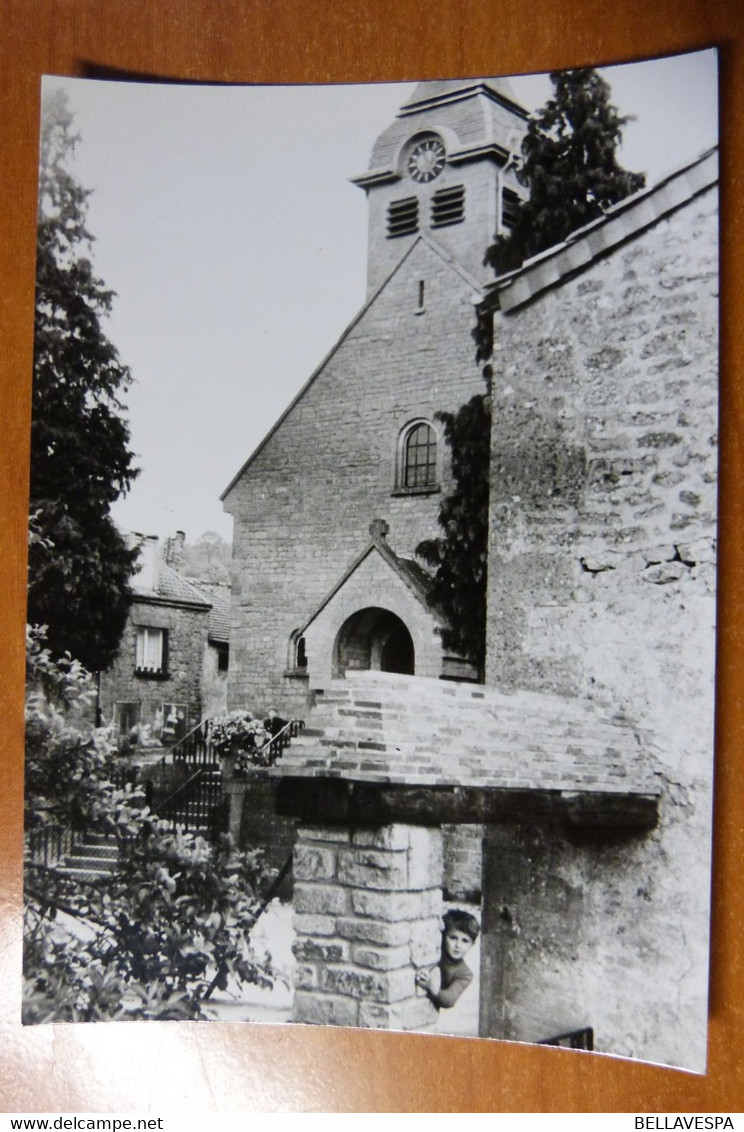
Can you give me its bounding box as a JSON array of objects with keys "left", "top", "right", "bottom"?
[
  {"left": 154, "top": 561, "right": 212, "bottom": 607},
  {"left": 192, "top": 580, "right": 231, "bottom": 644}
]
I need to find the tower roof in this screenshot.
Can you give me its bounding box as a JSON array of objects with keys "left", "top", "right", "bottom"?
[
  {"left": 357, "top": 75, "right": 529, "bottom": 182},
  {"left": 399, "top": 76, "right": 527, "bottom": 116}
]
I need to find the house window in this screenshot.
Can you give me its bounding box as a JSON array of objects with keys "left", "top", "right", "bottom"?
[
  {"left": 160, "top": 702, "right": 187, "bottom": 745},
  {"left": 430, "top": 185, "right": 465, "bottom": 227},
  {"left": 115, "top": 701, "right": 141, "bottom": 738},
  {"left": 135, "top": 626, "right": 168, "bottom": 676},
  {"left": 387, "top": 196, "right": 419, "bottom": 238},
  {"left": 401, "top": 421, "right": 438, "bottom": 489}
]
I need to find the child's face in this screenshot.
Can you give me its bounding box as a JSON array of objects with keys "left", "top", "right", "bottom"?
[{"left": 443, "top": 927, "right": 474, "bottom": 962}]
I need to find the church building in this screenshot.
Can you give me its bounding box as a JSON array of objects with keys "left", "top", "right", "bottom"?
[
  {"left": 221, "top": 77, "right": 718, "bottom": 1070},
  {"left": 221, "top": 78, "right": 528, "bottom": 712}
]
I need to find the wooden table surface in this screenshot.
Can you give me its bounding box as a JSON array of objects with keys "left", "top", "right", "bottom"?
[{"left": 2, "top": 0, "right": 743, "bottom": 1113}]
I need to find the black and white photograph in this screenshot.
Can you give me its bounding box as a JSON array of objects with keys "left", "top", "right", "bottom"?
[{"left": 24, "top": 50, "right": 718, "bottom": 1073}]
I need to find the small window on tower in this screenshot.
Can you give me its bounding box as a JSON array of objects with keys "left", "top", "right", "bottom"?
[
  {"left": 431, "top": 185, "right": 465, "bottom": 228},
  {"left": 501, "top": 187, "right": 521, "bottom": 230},
  {"left": 387, "top": 197, "right": 419, "bottom": 238}
]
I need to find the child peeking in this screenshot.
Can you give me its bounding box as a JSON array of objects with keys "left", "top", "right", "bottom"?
[{"left": 415, "top": 908, "right": 480, "bottom": 1010}]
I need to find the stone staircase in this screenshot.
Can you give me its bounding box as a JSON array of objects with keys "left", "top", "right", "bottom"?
[
  {"left": 274, "top": 671, "right": 658, "bottom": 798},
  {"left": 54, "top": 832, "right": 120, "bottom": 881}
]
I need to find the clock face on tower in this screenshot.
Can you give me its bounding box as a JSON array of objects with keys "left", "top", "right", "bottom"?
[{"left": 407, "top": 138, "right": 446, "bottom": 183}]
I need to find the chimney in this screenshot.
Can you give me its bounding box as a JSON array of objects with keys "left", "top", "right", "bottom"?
[
  {"left": 130, "top": 533, "right": 160, "bottom": 595},
  {"left": 164, "top": 530, "right": 186, "bottom": 570}
]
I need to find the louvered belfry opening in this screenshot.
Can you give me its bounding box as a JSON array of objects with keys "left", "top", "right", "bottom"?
[
  {"left": 431, "top": 184, "right": 465, "bottom": 227},
  {"left": 387, "top": 196, "right": 419, "bottom": 237}
]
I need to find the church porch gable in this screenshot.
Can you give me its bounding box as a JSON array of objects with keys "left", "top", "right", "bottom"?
[{"left": 301, "top": 535, "right": 444, "bottom": 691}]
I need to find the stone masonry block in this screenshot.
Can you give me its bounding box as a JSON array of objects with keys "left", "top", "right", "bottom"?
[
  {"left": 357, "top": 995, "right": 438, "bottom": 1031},
  {"left": 351, "top": 943, "right": 412, "bottom": 971},
  {"left": 293, "top": 843, "right": 338, "bottom": 882},
  {"left": 409, "top": 916, "right": 443, "bottom": 967},
  {"left": 336, "top": 916, "right": 412, "bottom": 947},
  {"left": 294, "top": 883, "right": 350, "bottom": 917},
  {"left": 298, "top": 826, "right": 351, "bottom": 845},
  {"left": 351, "top": 824, "right": 412, "bottom": 851},
  {"left": 293, "top": 938, "right": 348, "bottom": 963},
  {"left": 293, "top": 913, "right": 341, "bottom": 938},
  {"left": 293, "top": 963, "right": 319, "bottom": 990},
  {"left": 337, "top": 847, "right": 409, "bottom": 890},
  {"left": 407, "top": 826, "right": 443, "bottom": 890},
  {"left": 292, "top": 990, "right": 359, "bottom": 1028},
  {"left": 352, "top": 887, "right": 442, "bottom": 922},
  {"left": 321, "top": 963, "right": 413, "bottom": 1004}
]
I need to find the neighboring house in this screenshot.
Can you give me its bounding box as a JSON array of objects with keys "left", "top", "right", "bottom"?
[
  {"left": 195, "top": 578, "right": 231, "bottom": 720},
  {"left": 99, "top": 533, "right": 229, "bottom": 747},
  {"left": 219, "top": 78, "right": 718, "bottom": 1067}
]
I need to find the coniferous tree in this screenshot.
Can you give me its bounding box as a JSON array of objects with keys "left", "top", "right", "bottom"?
[
  {"left": 417, "top": 394, "right": 491, "bottom": 678},
  {"left": 488, "top": 68, "right": 645, "bottom": 274},
  {"left": 28, "top": 90, "right": 139, "bottom": 672}
]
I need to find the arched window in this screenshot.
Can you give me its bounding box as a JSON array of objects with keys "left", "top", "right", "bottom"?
[
  {"left": 402, "top": 420, "right": 438, "bottom": 489},
  {"left": 287, "top": 629, "right": 308, "bottom": 675}
]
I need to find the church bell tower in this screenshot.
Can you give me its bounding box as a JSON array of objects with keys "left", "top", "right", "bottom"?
[{"left": 352, "top": 78, "right": 530, "bottom": 296}]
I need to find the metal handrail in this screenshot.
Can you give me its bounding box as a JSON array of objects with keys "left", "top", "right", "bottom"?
[
  {"left": 259, "top": 718, "right": 305, "bottom": 765},
  {"left": 25, "top": 823, "right": 81, "bottom": 868},
  {"left": 176, "top": 717, "right": 212, "bottom": 750},
  {"left": 155, "top": 767, "right": 208, "bottom": 815},
  {"left": 167, "top": 718, "right": 218, "bottom": 768}
]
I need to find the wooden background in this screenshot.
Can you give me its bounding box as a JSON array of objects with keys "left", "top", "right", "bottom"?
[{"left": 1, "top": 0, "right": 743, "bottom": 1113}]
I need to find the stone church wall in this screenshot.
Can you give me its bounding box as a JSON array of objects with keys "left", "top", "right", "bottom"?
[
  {"left": 482, "top": 184, "right": 718, "bottom": 1068},
  {"left": 225, "top": 239, "right": 487, "bottom": 718}
]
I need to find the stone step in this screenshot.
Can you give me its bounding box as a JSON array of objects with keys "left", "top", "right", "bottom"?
[
  {"left": 64, "top": 856, "right": 117, "bottom": 874},
  {"left": 338, "top": 671, "right": 622, "bottom": 713},
  {"left": 55, "top": 865, "right": 113, "bottom": 881},
  {"left": 72, "top": 843, "right": 119, "bottom": 860},
  {"left": 275, "top": 672, "right": 648, "bottom": 793},
  {"left": 288, "top": 714, "right": 631, "bottom": 755}
]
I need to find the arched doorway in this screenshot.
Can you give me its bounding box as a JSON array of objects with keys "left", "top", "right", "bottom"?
[{"left": 334, "top": 607, "right": 415, "bottom": 678}]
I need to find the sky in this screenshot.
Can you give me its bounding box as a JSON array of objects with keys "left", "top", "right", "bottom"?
[{"left": 40, "top": 49, "right": 718, "bottom": 544}]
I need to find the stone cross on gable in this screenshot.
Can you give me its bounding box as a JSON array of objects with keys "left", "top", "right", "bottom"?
[{"left": 369, "top": 518, "right": 389, "bottom": 542}]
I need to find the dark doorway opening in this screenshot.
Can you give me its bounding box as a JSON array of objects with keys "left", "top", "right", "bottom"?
[
  {"left": 380, "top": 621, "right": 415, "bottom": 673},
  {"left": 334, "top": 608, "right": 415, "bottom": 678}
]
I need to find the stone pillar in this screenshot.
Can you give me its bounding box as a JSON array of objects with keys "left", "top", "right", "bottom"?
[
  {"left": 221, "top": 757, "right": 245, "bottom": 843},
  {"left": 291, "top": 823, "right": 443, "bottom": 1031}
]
